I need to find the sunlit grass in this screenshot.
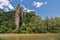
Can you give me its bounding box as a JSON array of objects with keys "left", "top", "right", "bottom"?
[{"left": 0, "top": 34, "right": 60, "bottom": 40}]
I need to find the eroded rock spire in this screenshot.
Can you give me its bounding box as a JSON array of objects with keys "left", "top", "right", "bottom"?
[{"left": 15, "top": 4, "right": 24, "bottom": 30}]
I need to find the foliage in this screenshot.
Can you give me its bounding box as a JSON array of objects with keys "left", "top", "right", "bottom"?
[{"left": 0, "top": 11, "right": 60, "bottom": 33}]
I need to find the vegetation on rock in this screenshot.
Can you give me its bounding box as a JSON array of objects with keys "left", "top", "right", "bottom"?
[{"left": 0, "top": 10, "right": 60, "bottom": 33}]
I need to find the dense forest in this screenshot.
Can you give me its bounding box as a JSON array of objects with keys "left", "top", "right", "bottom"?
[{"left": 0, "top": 10, "right": 60, "bottom": 33}]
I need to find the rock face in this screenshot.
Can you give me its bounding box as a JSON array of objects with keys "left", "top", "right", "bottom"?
[
  {"left": 15, "top": 4, "right": 35, "bottom": 30},
  {"left": 15, "top": 4, "right": 24, "bottom": 30}
]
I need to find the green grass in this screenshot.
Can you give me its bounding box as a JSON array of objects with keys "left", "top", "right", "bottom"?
[
  {"left": 0, "top": 38, "right": 6, "bottom": 40},
  {"left": 0, "top": 34, "right": 60, "bottom": 40}
]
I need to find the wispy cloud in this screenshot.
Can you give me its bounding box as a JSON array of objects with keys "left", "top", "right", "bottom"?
[
  {"left": 32, "top": 1, "right": 47, "bottom": 8},
  {"left": 0, "top": 0, "right": 14, "bottom": 11},
  {"left": 4, "top": 8, "right": 9, "bottom": 12},
  {"left": 21, "top": 5, "right": 27, "bottom": 11},
  {"left": 21, "top": 5, "right": 35, "bottom": 12},
  {"left": 27, "top": 9, "right": 35, "bottom": 12}
]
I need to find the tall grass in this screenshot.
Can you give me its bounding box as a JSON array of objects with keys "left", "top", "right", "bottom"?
[
  {"left": 0, "top": 38, "right": 6, "bottom": 40},
  {"left": 0, "top": 34, "right": 60, "bottom": 40}
]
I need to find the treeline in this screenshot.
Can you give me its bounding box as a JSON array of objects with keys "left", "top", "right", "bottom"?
[{"left": 0, "top": 11, "right": 60, "bottom": 33}]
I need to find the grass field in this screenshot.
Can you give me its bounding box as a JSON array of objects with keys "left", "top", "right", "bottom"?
[{"left": 0, "top": 33, "right": 60, "bottom": 40}]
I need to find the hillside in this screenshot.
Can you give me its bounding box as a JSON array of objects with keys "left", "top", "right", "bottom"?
[{"left": 0, "top": 11, "right": 60, "bottom": 33}]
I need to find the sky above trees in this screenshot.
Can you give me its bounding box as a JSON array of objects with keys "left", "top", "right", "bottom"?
[{"left": 0, "top": 0, "right": 60, "bottom": 19}]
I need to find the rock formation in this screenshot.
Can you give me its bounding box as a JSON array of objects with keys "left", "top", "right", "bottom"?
[
  {"left": 15, "top": 4, "right": 24, "bottom": 30},
  {"left": 15, "top": 4, "right": 35, "bottom": 30}
]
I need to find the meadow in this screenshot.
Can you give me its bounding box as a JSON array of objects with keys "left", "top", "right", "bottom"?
[{"left": 0, "top": 34, "right": 60, "bottom": 40}]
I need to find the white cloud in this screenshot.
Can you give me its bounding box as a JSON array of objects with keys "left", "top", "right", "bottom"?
[
  {"left": 32, "top": 1, "right": 47, "bottom": 8},
  {"left": 27, "top": 9, "right": 35, "bottom": 12},
  {"left": 4, "top": 8, "right": 9, "bottom": 12},
  {"left": 0, "top": 0, "right": 14, "bottom": 11}
]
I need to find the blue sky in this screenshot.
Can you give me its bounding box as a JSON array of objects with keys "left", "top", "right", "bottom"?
[{"left": 0, "top": 0, "right": 60, "bottom": 19}]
